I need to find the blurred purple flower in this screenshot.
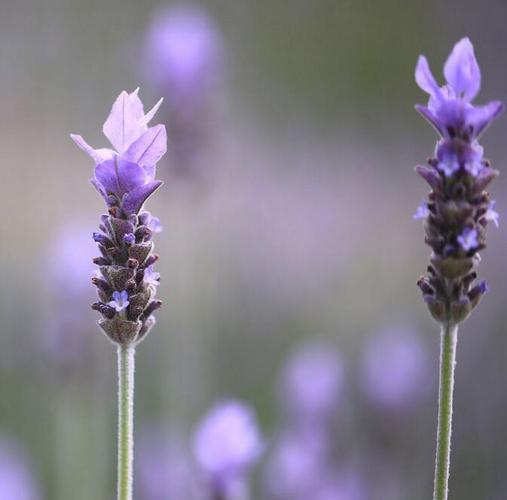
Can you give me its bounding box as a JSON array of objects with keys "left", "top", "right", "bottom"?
[
  {"left": 263, "top": 429, "right": 327, "bottom": 500},
  {"left": 137, "top": 428, "right": 197, "bottom": 500},
  {"left": 193, "top": 400, "right": 262, "bottom": 497},
  {"left": 144, "top": 6, "right": 224, "bottom": 179},
  {"left": 0, "top": 438, "right": 41, "bottom": 500},
  {"left": 44, "top": 222, "right": 97, "bottom": 368},
  {"left": 145, "top": 6, "right": 222, "bottom": 97},
  {"left": 360, "top": 326, "right": 431, "bottom": 413},
  {"left": 280, "top": 342, "right": 344, "bottom": 424}
]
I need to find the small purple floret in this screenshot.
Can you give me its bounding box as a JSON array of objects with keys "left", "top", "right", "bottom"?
[
  {"left": 486, "top": 200, "right": 499, "bottom": 227},
  {"left": 123, "top": 233, "right": 135, "bottom": 245},
  {"left": 413, "top": 201, "right": 430, "bottom": 220},
  {"left": 457, "top": 227, "right": 479, "bottom": 252},
  {"left": 108, "top": 290, "right": 130, "bottom": 313},
  {"left": 143, "top": 266, "right": 161, "bottom": 287}
]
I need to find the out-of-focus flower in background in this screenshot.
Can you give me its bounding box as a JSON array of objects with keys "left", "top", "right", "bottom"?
[
  {"left": 279, "top": 342, "right": 344, "bottom": 425},
  {"left": 360, "top": 326, "right": 431, "bottom": 414},
  {"left": 144, "top": 5, "right": 224, "bottom": 181},
  {"left": 193, "top": 399, "right": 262, "bottom": 499},
  {"left": 136, "top": 426, "right": 198, "bottom": 500},
  {"left": 0, "top": 437, "right": 41, "bottom": 500},
  {"left": 43, "top": 221, "right": 97, "bottom": 370}
]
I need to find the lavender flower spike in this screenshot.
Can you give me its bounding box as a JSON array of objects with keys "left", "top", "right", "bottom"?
[
  {"left": 193, "top": 400, "right": 263, "bottom": 500},
  {"left": 71, "top": 89, "right": 165, "bottom": 345},
  {"left": 414, "top": 39, "right": 502, "bottom": 500},
  {"left": 414, "top": 38, "right": 502, "bottom": 326},
  {"left": 71, "top": 90, "right": 166, "bottom": 500}
]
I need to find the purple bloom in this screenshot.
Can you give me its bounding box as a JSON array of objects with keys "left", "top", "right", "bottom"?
[
  {"left": 361, "top": 326, "right": 430, "bottom": 413},
  {"left": 413, "top": 201, "right": 430, "bottom": 220},
  {"left": 108, "top": 290, "right": 129, "bottom": 313},
  {"left": 137, "top": 428, "right": 198, "bottom": 500},
  {"left": 144, "top": 6, "right": 222, "bottom": 97},
  {"left": 43, "top": 222, "right": 97, "bottom": 368},
  {"left": 193, "top": 400, "right": 262, "bottom": 496},
  {"left": 280, "top": 343, "right": 344, "bottom": 424},
  {"left": 71, "top": 89, "right": 166, "bottom": 215},
  {"left": 0, "top": 438, "right": 41, "bottom": 500},
  {"left": 263, "top": 429, "right": 328, "bottom": 499},
  {"left": 415, "top": 37, "right": 503, "bottom": 139},
  {"left": 457, "top": 227, "right": 479, "bottom": 252},
  {"left": 72, "top": 91, "right": 165, "bottom": 345},
  {"left": 415, "top": 39, "right": 502, "bottom": 325}
]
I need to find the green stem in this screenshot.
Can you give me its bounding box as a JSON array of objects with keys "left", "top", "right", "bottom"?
[
  {"left": 433, "top": 323, "right": 458, "bottom": 500},
  {"left": 117, "top": 345, "right": 135, "bottom": 500}
]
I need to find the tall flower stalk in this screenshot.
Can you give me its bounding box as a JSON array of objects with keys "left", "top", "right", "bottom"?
[
  {"left": 414, "top": 38, "right": 503, "bottom": 500},
  {"left": 71, "top": 89, "right": 167, "bottom": 500}
]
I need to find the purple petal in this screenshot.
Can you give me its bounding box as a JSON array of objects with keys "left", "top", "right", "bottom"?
[
  {"left": 467, "top": 101, "right": 504, "bottom": 137},
  {"left": 415, "top": 55, "right": 441, "bottom": 98},
  {"left": 444, "top": 37, "right": 481, "bottom": 102},
  {"left": 142, "top": 98, "right": 164, "bottom": 125},
  {"left": 122, "top": 181, "right": 163, "bottom": 215},
  {"left": 102, "top": 90, "right": 147, "bottom": 153},
  {"left": 70, "top": 134, "right": 115, "bottom": 164},
  {"left": 117, "top": 158, "right": 148, "bottom": 194},
  {"left": 124, "top": 125, "right": 167, "bottom": 167},
  {"left": 95, "top": 160, "right": 121, "bottom": 195},
  {"left": 414, "top": 105, "right": 444, "bottom": 135}
]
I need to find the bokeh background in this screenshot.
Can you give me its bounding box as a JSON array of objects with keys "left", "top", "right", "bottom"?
[{"left": 1, "top": 0, "right": 507, "bottom": 498}]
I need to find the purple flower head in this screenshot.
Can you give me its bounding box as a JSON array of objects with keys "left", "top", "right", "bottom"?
[
  {"left": 280, "top": 342, "right": 344, "bottom": 423},
  {"left": 457, "top": 227, "right": 479, "bottom": 252},
  {"left": 0, "top": 438, "right": 41, "bottom": 500},
  {"left": 413, "top": 201, "right": 430, "bottom": 220},
  {"left": 415, "top": 38, "right": 503, "bottom": 138},
  {"left": 71, "top": 89, "right": 166, "bottom": 215},
  {"left": 72, "top": 91, "right": 165, "bottom": 346},
  {"left": 414, "top": 39, "right": 501, "bottom": 325},
  {"left": 108, "top": 290, "right": 129, "bottom": 313},
  {"left": 145, "top": 6, "right": 223, "bottom": 97},
  {"left": 485, "top": 200, "right": 499, "bottom": 228},
  {"left": 361, "top": 326, "right": 430, "bottom": 413},
  {"left": 193, "top": 400, "right": 262, "bottom": 495}
]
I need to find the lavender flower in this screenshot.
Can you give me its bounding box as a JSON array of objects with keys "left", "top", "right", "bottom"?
[
  {"left": 360, "top": 326, "right": 430, "bottom": 413},
  {"left": 137, "top": 428, "right": 198, "bottom": 500},
  {"left": 71, "top": 89, "right": 166, "bottom": 345},
  {"left": 280, "top": 343, "right": 344, "bottom": 424},
  {"left": 193, "top": 400, "right": 262, "bottom": 499},
  {"left": 415, "top": 38, "right": 503, "bottom": 325},
  {"left": 144, "top": 6, "right": 223, "bottom": 178},
  {"left": 44, "top": 222, "right": 97, "bottom": 368},
  {"left": 0, "top": 438, "right": 41, "bottom": 500}
]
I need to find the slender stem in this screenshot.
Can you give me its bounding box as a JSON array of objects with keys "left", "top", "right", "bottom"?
[
  {"left": 433, "top": 323, "right": 458, "bottom": 500},
  {"left": 117, "top": 345, "right": 136, "bottom": 500}
]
